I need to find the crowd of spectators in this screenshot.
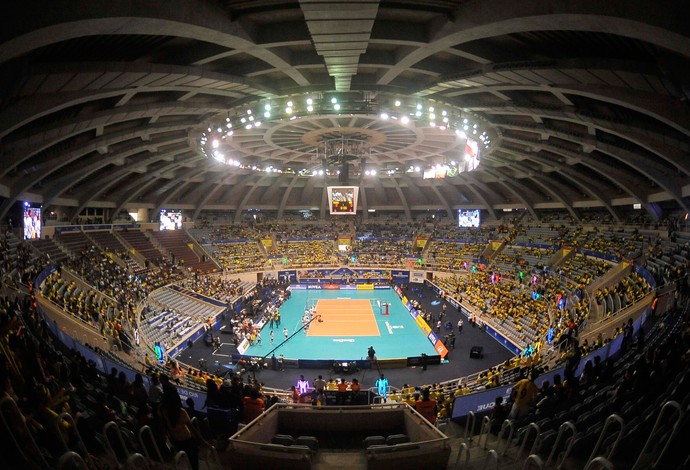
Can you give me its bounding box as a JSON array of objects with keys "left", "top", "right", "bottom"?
[
  {"left": 595, "top": 272, "right": 651, "bottom": 317},
  {"left": 180, "top": 275, "right": 244, "bottom": 303},
  {"left": 349, "top": 237, "right": 410, "bottom": 266},
  {"left": 0, "top": 232, "right": 42, "bottom": 287},
  {"left": 275, "top": 240, "right": 338, "bottom": 267},
  {"left": 40, "top": 271, "right": 131, "bottom": 349},
  {"left": 424, "top": 241, "right": 485, "bottom": 270},
  {"left": 62, "top": 245, "right": 188, "bottom": 325},
  {"left": 430, "top": 224, "right": 496, "bottom": 242},
  {"left": 558, "top": 253, "right": 612, "bottom": 286},
  {"left": 206, "top": 241, "right": 266, "bottom": 272},
  {"left": 0, "top": 289, "right": 289, "bottom": 469}
]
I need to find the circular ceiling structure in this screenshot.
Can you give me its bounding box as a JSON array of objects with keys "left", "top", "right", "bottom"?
[{"left": 1, "top": 0, "right": 689, "bottom": 223}]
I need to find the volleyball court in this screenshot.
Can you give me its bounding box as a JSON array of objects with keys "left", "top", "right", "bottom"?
[{"left": 305, "top": 298, "right": 383, "bottom": 336}]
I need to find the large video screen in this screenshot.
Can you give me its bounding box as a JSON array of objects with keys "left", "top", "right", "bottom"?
[
  {"left": 460, "top": 138, "right": 480, "bottom": 173},
  {"left": 159, "top": 209, "right": 183, "bottom": 230},
  {"left": 23, "top": 203, "right": 41, "bottom": 239},
  {"left": 458, "top": 209, "right": 480, "bottom": 228},
  {"left": 327, "top": 186, "right": 359, "bottom": 215}
]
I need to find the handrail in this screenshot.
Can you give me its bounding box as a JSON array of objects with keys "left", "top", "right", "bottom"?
[
  {"left": 584, "top": 456, "right": 615, "bottom": 470},
  {"left": 57, "top": 451, "right": 89, "bottom": 470},
  {"left": 103, "top": 420, "right": 130, "bottom": 464},
  {"left": 495, "top": 419, "right": 515, "bottom": 456},
  {"left": 0, "top": 395, "right": 50, "bottom": 469},
  {"left": 463, "top": 411, "right": 476, "bottom": 443},
  {"left": 632, "top": 400, "right": 684, "bottom": 470},
  {"left": 478, "top": 415, "right": 492, "bottom": 450},
  {"left": 521, "top": 454, "right": 544, "bottom": 470},
  {"left": 516, "top": 422, "right": 541, "bottom": 462},
  {"left": 587, "top": 414, "right": 624, "bottom": 465},
  {"left": 126, "top": 452, "right": 151, "bottom": 469},
  {"left": 138, "top": 425, "right": 164, "bottom": 463},
  {"left": 174, "top": 450, "right": 192, "bottom": 470},
  {"left": 58, "top": 411, "right": 89, "bottom": 456},
  {"left": 482, "top": 449, "right": 499, "bottom": 470},
  {"left": 453, "top": 442, "right": 470, "bottom": 469},
  {"left": 546, "top": 421, "right": 577, "bottom": 469}
]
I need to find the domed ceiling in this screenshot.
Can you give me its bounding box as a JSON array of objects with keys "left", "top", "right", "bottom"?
[{"left": 1, "top": 0, "right": 690, "bottom": 223}]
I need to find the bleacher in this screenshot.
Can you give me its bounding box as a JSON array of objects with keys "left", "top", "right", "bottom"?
[
  {"left": 151, "top": 229, "right": 217, "bottom": 273},
  {"left": 142, "top": 287, "right": 225, "bottom": 349},
  {"left": 30, "top": 237, "right": 69, "bottom": 263},
  {"left": 116, "top": 229, "right": 164, "bottom": 262},
  {"left": 88, "top": 230, "right": 146, "bottom": 272},
  {"left": 88, "top": 230, "right": 128, "bottom": 253},
  {"left": 58, "top": 231, "right": 92, "bottom": 256}
]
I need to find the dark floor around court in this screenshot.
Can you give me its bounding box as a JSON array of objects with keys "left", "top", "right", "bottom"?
[{"left": 179, "top": 283, "right": 516, "bottom": 392}]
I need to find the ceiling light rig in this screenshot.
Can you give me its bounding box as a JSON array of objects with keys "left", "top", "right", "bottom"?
[{"left": 196, "top": 92, "right": 493, "bottom": 177}]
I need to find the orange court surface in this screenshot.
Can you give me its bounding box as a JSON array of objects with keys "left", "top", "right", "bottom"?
[{"left": 307, "top": 299, "right": 381, "bottom": 336}]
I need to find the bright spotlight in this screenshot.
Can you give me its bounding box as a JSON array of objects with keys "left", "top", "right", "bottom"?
[
  {"left": 414, "top": 166, "right": 421, "bottom": 172},
  {"left": 264, "top": 104, "right": 271, "bottom": 111},
  {"left": 334, "top": 103, "right": 340, "bottom": 111},
  {"left": 247, "top": 109, "right": 252, "bottom": 114},
  {"left": 285, "top": 106, "right": 293, "bottom": 114},
  {"left": 287, "top": 101, "right": 293, "bottom": 107},
  {"left": 401, "top": 116, "right": 410, "bottom": 124},
  {"left": 216, "top": 127, "right": 222, "bottom": 132},
  {"left": 264, "top": 111, "right": 270, "bottom": 118},
  {"left": 307, "top": 105, "right": 314, "bottom": 112},
  {"left": 370, "top": 169, "right": 377, "bottom": 175},
  {"left": 306, "top": 98, "right": 313, "bottom": 105},
  {"left": 318, "top": 169, "right": 324, "bottom": 175},
  {"left": 380, "top": 113, "right": 389, "bottom": 120},
  {"left": 331, "top": 97, "right": 338, "bottom": 104},
  {"left": 394, "top": 100, "right": 401, "bottom": 106},
  {"left": 212, "top": 139, "right": 219, "bottom": 148}
]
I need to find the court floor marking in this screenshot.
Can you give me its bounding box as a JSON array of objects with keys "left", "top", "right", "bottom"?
[{"left": 212, "top": 342, "right": 233, "bottom": 357}]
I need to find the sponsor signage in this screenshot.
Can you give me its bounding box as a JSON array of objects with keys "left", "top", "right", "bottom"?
[
  {"left": 278, "top": 270, "right": 298, "bottom": 283},
  {"left": 391, "top": 270, "right": 410, "bottom": 284},
  {"left": 357, "top": 283, "right": 374, "bottom": 290}
]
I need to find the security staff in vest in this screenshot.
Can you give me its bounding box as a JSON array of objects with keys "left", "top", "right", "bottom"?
[{"left": 414, "top": 388, "right": 438, "bottom": 425}]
